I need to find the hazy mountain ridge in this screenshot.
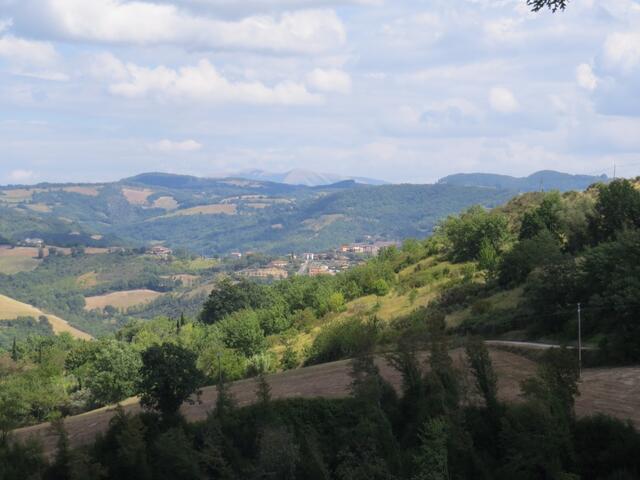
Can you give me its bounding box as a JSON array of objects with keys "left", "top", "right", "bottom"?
[
  {"left": 232, "top": 168, "right": 388, "bottom": 186},
  {"left": 437, "top": 170, "right": 608, "bottom": 192},
  {"left": 1, "top": 169, "right": 605, "bottom": 254}
]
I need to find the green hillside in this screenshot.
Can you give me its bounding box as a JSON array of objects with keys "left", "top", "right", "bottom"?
[{"left": 0, "top": 174, "right": 514, "bottom": 254}]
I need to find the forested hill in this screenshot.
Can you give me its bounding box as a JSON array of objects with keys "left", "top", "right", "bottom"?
[
  {"left": 438, "top": 170, "right": 607, "bottom": 192},
  {"left": 0, "top": 173, "right": 513, "bottom": 254},
  {"left": 3, "top": 178, "right": 640, "bottom": 480}
]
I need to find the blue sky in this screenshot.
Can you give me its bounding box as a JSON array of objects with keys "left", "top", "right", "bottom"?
[{"left": 0, "top": 0, "right": 639, "bottom": 184}]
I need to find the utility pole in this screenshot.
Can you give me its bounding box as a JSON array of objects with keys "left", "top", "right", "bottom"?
[
  {"left": 577, "top": 302, "right": 582, "bottom": 379},
  {"left": 217, "top": 351, "right": 222, "bottom": 385}
]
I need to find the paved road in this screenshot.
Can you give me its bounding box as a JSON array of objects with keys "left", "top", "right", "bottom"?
[
  {"left": 297, "top": 260, "right": 309, "bottom": 276},
  {"left": 486, "top": 340, "right": 597, "bottom": 351}
]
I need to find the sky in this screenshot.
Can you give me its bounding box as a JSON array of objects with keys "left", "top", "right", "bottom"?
[{"left": 0, "top": 0, "right": 639, "bottom": 185}]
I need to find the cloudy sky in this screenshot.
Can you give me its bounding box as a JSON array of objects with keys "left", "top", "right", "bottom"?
[{"left": 0, "top": 0, "right": 639, "bottom": 184}]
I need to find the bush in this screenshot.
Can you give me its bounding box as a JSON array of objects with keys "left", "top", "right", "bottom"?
[
  {"left": 217, "top": 310, "right": 267, "bottom": 357},
  {"left": 306, "top": 317, "right": 381, "bottom": 365}
]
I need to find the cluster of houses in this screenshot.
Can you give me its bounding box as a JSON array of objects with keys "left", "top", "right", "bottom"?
[
  {"left": 231, "top": 240, "right": 400, "bottom": 280},
  {"left": 19, "top": 238, "right": 45, "bottom": 247},
  {"left": 339, "top": 241, "right": 399, "bottom": 255},
  {"left": 147, "top": 245, "right": 173, "bottom": 259}
]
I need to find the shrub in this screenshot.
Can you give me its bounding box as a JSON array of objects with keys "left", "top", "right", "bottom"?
[{"left": 306, "top": 317, "right": 381, "bottom": 365}]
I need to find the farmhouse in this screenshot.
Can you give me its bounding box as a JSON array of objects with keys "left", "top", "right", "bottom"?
[
  {"left": 148, "top": 245, "right": 173, "bottom": 259},
  {"left": 339, "top": 241, "right": 400, "bottom": 255},
  {"left": 21, "top": 238, "right": 44, "bottom": 247},
  {"left": 268, "top": 259, "right": 289, "bottom": 269},
  {"left": 308, "top": 263, "right": 334, "bottom": 276}
]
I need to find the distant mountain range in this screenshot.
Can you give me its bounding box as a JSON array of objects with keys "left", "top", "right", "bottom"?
[
  {"left": 0, "top": 169, "right": 611, "bottom": 255},
  {"left": 229, "top": 169, "right": 388, "bottom": 187},
  {"left": 437, "top": 170, "right": 608, "bottom": 192},
  {"left": 0, "top": 172, "right": 508, "bottom": 254}
]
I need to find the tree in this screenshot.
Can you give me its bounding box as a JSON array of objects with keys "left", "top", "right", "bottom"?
[
  {"left": 138, "top": 343, "right": 205, "bottom": 417},
  {"left": 11, "top": 338, "right": 18, "bottom": 362},
  {"left": 413, "top": 417, "right": 449, "bottom": 480},
  {"left": 519, "top": 192, "right": 562, "bottom": 241},
  {"left": 257, "top": 426, "right": 301, "bottom": 480},
  {"left": 441, "top": 206, "right": 510, "bottom": 262},
  {"left": 86, "top": 340, "right": 141, "bottom": 406},
  {"left": 464, "top": 336, "right": 498, "bottom": 415},
  {"left": 350, "top": 355, "right": 384, "bottom": 406},
  {"left": 478, "top": 239, "right": 499, "bottom": 280},
  {"left": 200, "top": 278, "right": 279, "bottom": 324},
  {"left": 527, "top": 0, "right": 569, "bottom": 11},
  {"left": 217, "top": 309, "right": 266, "bottom": 357},
  {"left": 499, "top": 230, "right": 564, "bottom": 286},
  {"left": 589, "top": 179, "right": 640, "bottom": 243},
  {"left": 46, "top": 420, "right": 71, "bottom": 480},
  {"left": 151, "top": 428, "right": 201, "bottom": 480},
  {"left": 255, "top": 373, "right": 272, "bottom": 406}
]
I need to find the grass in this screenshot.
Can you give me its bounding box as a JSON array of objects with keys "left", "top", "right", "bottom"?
[
  {"left": 302, "top": 214, "right": 345, "bottom": 232},
  {"left": 25, "top": 203, "right": 52, "bottom": 213},
  {"left": 160, "top": 204, "right": 237, "bottom": 218},
  {"left": 0, "top": 294, "right": 92, "bottom": 340},
  {"left": 0, "top": 247, "right": 42, "bottom": 274},
  {"left": 61, "top": 186, "right": 101, "bottom": 196},
  {"left": 76, "top": 271, "right": 100, "bottom": 288},
  {"left": 445, "top": 286, "right": 524, "bottom": 329},
  {"left": 172, "top": 257, "right": 219, "bottom": 272},
  {"left": 269, "top": 256, "right": 481, "bottom": 363},
  {"left": 84, "top": 289, "right": 165, "bottom": 311}
]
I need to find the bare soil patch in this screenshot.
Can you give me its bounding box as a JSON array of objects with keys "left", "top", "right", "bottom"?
[
  {"left": 163, "top": 204, "right": 237, "bottom": 217},
  {"left": 84, "top": 289, "right": 165, "bottom": 311},
  {"left": 152, "top": 196, "right": 179, "bottom": 210},
  {"left": 122, "top": 188, "right": 154, "bottom": 205}
]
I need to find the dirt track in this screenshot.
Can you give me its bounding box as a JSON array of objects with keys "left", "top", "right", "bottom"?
[{"left": 12, "top": 349, "right": 640, "bottom": 458}]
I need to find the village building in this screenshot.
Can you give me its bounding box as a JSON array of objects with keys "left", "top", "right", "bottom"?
[
  {"left": 268, "top": 259, "right": 289, "bottom": 269},
  {"left": 21, "top": 238, "right": 44, "bottom": 247},
  {"left": 242, "top": 267, "right": 289, "bottom": 280},
  {"left": 148, "top": 245, "right": 173, "bottom": 259},
  {"left": 308, "top": 263, "right": 334, "bottom": 276}
]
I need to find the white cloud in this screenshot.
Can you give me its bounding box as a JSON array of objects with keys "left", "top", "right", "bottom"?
[
  {"left": 0, "top": 33, "right": 67, "bottom": 80},
  {"left": 7, "top": 169, "right": 35, "bottom": 182},
  {"left": 306, "top": 68, "right": 351, "bottom": 94},
  {"left": 603, "top": 32, "right": 640, "bottom": 72},
  {"left": 103, "top": 57, "right": 322, "bottom": 105},
  {"left": 150, "top": 139, "right": 203, "bottom": 153},
  {"left": 484, "top": 17, "right": 524, "bottom": 43},
  {"left": 0, "top": 35, "right": 58, "bottom": 67},
  {"left": 14, "top": 0, "right": 346, "bottom": 54},
  {"left": 576, "top": 63, "right": 598, "bottom": 91},
  {"left": 489, "top": 87, "right": 519, "bottom": 113}
]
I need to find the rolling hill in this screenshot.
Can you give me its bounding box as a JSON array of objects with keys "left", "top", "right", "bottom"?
[
  {"left": 0, "top": 173, "right": 513, "bottom": 255},
  {"left": 0, "top": 294, "right": 92, "bottom": 340},
  {"left": 438, "top": 170, "right": 607, "bottom": 192}
]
